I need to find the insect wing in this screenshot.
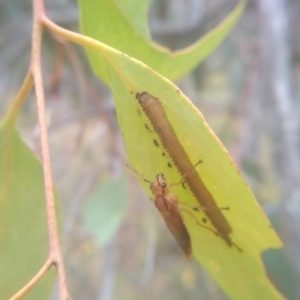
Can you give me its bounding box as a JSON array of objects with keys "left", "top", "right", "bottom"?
[{"left": 155, "top": 195, "right": 192, "bottom": 259}]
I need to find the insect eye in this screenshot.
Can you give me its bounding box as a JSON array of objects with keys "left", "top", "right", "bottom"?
[{"left": 161, "top": 182, "right": 167, "bottom": 189}]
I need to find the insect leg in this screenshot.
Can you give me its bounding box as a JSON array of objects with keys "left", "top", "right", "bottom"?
[
  {"left": 179, "top": 207, "right": 219, "bottom": 236},
  {"left": 169, "top": 160, "right": 203, "bottom": 188},
  {"left": 180, "top": 201, "right": 229, "bottom": 212}
]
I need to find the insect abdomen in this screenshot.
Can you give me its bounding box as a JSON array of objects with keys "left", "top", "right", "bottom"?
[{"left": 155, "top": 195, "right": 192, "bottom": 259}]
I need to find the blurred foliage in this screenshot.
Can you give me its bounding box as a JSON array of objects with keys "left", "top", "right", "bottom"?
[
  {"left": 82, "top": 175, "right": 128, "bottom": 248},
  {"left": 263, "top": 249, "right": 298, "bottom": 300}
]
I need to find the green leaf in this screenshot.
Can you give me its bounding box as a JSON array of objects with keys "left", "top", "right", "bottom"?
[
  {"left": 79, "top": 0, "right": 245, "bottom": 83},
  {"left": 0, "top": 123, "right": 55, "bottom": 299},
  {"left": 82, "top": 175, "right": 128, "bottom": 247},
  {"left": 113, "top": 0, "right": 152, "bottom": 39},
  {"left": 64, "top": 38, "right": 283, "bottom": 298},
  {"left": 105, "top": 54, "right": 283, "bottom": 300}
]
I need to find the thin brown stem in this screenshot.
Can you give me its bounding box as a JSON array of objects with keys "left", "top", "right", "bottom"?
[
  {"left": 7, "top": 1, "right": 76, "bottom": 299},
  {"left": 9, "top": 258, "right": 53, "bottom": 300},
  {"left": 30, "top": 0, "right": 70, "bottom": 299},
  {"left": 40, "top": 13, "right": 108, "bottom": 56}
]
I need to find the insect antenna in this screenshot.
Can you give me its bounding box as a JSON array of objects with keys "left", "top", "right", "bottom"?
[{"left": 126, "top": 164, "right": 152, "bottom": 184}]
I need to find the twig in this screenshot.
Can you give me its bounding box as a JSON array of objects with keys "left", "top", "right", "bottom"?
[
  {"left": 40, "top": 13, "right": 109, "bottom": 57},
  {"left": 7, "top": 0, "right": 72, "bottom": 299},
  {"left": 7, "top": 0, "right": 96, "bottom": 298},
  {"left": 30, "top": 0, "right": 70, "bottom": 299},
  {"left": 9, "top": 258, "right": 53, "bottom": 300}
]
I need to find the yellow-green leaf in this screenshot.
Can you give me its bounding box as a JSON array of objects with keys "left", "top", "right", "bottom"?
[
  {"left": 112, "top": 0, "right": 152, "bottom": 39},
  {"left": 101, "top": 49, "right": 283, "bottom": 300},
  {"left": 79, "top": 0, "right": 245, "bottom": 83},
  {"left": 0, "top": 122, "right": 55, "bottom": 299}
]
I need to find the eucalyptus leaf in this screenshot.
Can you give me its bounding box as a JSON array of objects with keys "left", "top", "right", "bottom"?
[
  {"left": 97, "top": 48, "right": 283, "bottom": 299},
  {"left": 79, "top": 0, "right": 245, "bottom": 84}
]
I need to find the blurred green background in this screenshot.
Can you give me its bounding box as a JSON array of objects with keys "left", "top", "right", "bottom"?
[{"left": 1, "top": 0, "right": 300, "bottom": 299}]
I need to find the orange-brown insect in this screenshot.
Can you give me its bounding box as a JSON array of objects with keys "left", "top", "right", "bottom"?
[
  {"left": 150, "top": 173, "right": 193, "bottom": 259},
  {"left": 128, "top": 166, "right": 219, "bottom": 259}
]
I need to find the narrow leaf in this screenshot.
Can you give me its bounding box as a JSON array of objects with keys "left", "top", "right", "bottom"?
[
  {"left": 89, "top": 47, "right": 283, "bottom": 299},
  {"left": 79, "top": 0, "right": 245, "bottom": 83}
]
